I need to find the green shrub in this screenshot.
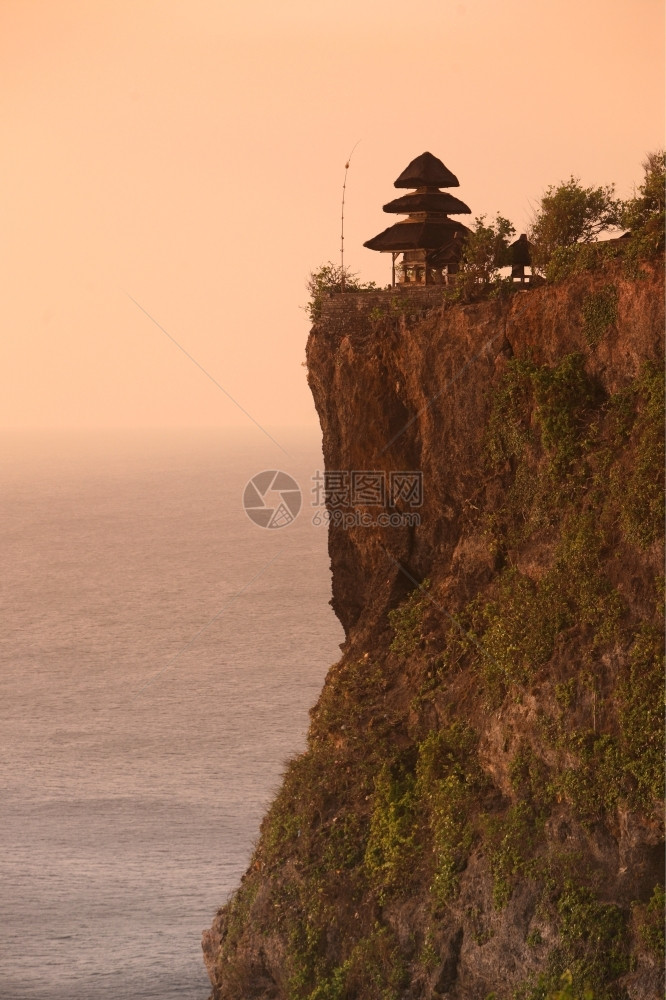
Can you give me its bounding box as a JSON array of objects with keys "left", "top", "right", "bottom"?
[
  {"left": 486, "top": 802, "right": 540, "bottom": 909},
  {"left": 388, "top": 580, "right": 430, "bottom": 656},
  {"left": 530, "top": 176, "right": 622, "bottom": 274},
  {"left": 528, "top": 355, "right": 601, "bottom": 474},
  {"left": 556, "top": 881, "right": 629, "bottom": 987},
  {"left": 485, "top": 353, "right": 601, "bottom": 511},
  {"left": 620, "top": 150, "right": 665, "bottom": 265},
  {"left": 415, "top": 725, "right": 485, "bottom": 905},
  {"left": 610, "top": 362, "right": 664, "bottom": 548},
  {"left": 639, "top": 884, "right": 665, "bottom": 960},
  {"left": 544, "top": 970, "right": 595, "bottom": 1000},
  {"left": 509, "top": 742, "right": 554, "bottom": 812},
  {"left": 517, "top": 882, "right": 629, "bottom": 999},
  {"left": 544, "top": 241, "right": 617, "bottom": 283},
  {"left": 581, "top": 285, "right": 618, "bottom": 346},
  {"left": 307, "top": 925, "right": 408, "bottom": 1000},
  {"left": 557, "top": 733, "right": 624, "bottom": 823},
  {"left": 305, "top": 262, "right": 376, "bottom": 322},
  {"left": 364, "top": 763, "right": 418, "bottom": 900},
  {"left": 618, "top": 624, "right": 665, "bottom": 808},
  {"left": 452, "top": 213, "right": 516, "bottom": 301}
]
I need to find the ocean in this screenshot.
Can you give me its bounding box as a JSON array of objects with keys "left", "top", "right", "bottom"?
[{"left": 0, "top": 429, "right": 343, "bottom": 999}]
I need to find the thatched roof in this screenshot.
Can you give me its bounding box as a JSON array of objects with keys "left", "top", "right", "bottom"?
[
  {"left": 394, "top": 152, "right": 459, "bottom": 189},
  {"left": 363, "top": 219, "right": 470, "bottom": 253},
  {"left": 428, "top": 233, "right": 467, "bottom": 266},
  {"left": 383, "top": 191, "right": 471, "bottom": 215},
  {"left": 509, "top": 234, "right": 533, "bottom": 265}
]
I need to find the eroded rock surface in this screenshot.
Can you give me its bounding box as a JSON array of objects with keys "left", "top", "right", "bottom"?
[{"left": 204, "top": 263, "right": 664, "bottom": 1000}]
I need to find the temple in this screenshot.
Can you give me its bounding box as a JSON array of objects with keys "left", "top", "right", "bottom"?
[
  {"left": 364, "top": 152, "right": 472, "bottom": 286},
  {"left": 508, "top": 233, "right": 534, "bottom": 285}
]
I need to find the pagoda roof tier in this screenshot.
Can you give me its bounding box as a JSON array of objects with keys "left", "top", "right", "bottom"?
[
  {"left": 363, "top": 218, "right": 470, "bottom": 253},
  {"left": 382, "top": 190, "right": 471, "bottom": 215},
  {"left": 394, "top": 152, "right": 459, "bottom": 189}
]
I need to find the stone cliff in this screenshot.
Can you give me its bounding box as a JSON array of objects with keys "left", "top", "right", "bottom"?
[{"left": 203, "top": 261, "right": 664, "bottom": 1000}]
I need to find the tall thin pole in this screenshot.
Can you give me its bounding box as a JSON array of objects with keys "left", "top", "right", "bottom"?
[{"left": 340, "top": 141, "right": 360, "bottom": 292}]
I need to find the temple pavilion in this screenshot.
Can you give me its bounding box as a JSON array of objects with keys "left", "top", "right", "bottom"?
[
  {"left": 508, "top": 233, "right": 534, "bottom": 285},
  {"left": 364, "top": 152, "right": 472, "bottom": 286}
]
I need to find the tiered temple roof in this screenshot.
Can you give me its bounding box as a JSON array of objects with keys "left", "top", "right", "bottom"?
[
  {"left": 363, "top": 153, "right": 471, "bottom": 279},
  {"left": 393, "top": 151, "right": 460, "bottom": 189}
]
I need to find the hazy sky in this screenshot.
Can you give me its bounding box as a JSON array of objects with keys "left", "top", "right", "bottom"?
[{"left": 2, "top": 0, "right": 663, "bottom": 431}]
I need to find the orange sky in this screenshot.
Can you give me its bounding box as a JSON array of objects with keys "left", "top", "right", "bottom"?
[{"left": 1, "top": 0, "right": 663, "bottom": 431}]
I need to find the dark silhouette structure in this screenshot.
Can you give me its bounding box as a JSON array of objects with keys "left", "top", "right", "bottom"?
[
  {"left": 508, "top": 233, "right": 534, "bottom": 284},
  {"left": 364, "top": 152, "right": 472, "bottom": 286}
]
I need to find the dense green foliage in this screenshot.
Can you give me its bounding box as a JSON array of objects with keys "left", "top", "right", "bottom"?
[
  {"left": 530, "top": 177, "right": 622, "bottom": 273},
  {"left": 517, "top": 882, "right": 629, "bottom": 999},
  {"left": 581, "top": 285, "right": 618, "bottom": 346},
  {"left": 537, "top": 152, "right": 664, "bottom": 282},
  {"left": 388, "top": 579, "right": 430, "bottom": 655},
  {"left": 639, "top": 884, "right": 665, "bottom": 961},
  {"left": 544, "top": 241, "right": 618, "bottom": 284},
  {"left": 305, "top": 261, "right": 377, "bottom": 321},
  {"left": 453, "top": 214, "right": 516, "bottom": 300},
  {"left": 621, "top": 150, "right": 665, "bottom": 263}
]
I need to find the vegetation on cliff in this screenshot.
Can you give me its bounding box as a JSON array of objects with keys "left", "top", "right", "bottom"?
[
  {"left": 204, "top": 177, "right": 664, "bottom": 1000},
  {"left": 305, "top": 151, "right": 664, "bottom": 311},
  {"left": 531, "top": 152, "right": 664, "bottom": 285}
]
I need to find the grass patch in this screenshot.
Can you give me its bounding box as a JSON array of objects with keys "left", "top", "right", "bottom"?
[
  {"left": 638, "top": 884, "right": 665, "bottom": 961},
  {"left": 389, "top": 580, "right": 431, "bottom": 656},
  {"left": 416, "top": 724, "right": 487, "bottom": 906},
  {"left": 581, "top": 285, "right": 618, "bottom": 346},
  {"left": 486, "top": 802, "right": 541, "bottom": 909},
  {"left": 515, "top": 881, "right": 630, "bottom": 999},
  {"left": 610, "top": 362, "right": 665, "bottom": 548},
  {"left": 544, "top": 241, "right": 619, "bottom": 284},
  {"left": 306, "top": 925, "right": 409, "bottom": 1000},
  {"left": 618, "top": 623, "right": 665, "bottom": 809},
  {"left": 364, "top": 762, "right": 419, "bottom": 901}
]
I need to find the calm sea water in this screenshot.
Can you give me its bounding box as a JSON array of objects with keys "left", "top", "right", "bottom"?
[{"left": 0, "top": 429, "right": 343, "bottom": 999}]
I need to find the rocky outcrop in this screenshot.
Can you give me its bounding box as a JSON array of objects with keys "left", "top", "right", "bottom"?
[{"left": 203, "top": 261, "right": 664, "bottom": 1000}]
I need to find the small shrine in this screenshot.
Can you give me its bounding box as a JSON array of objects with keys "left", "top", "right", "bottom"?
[
  {"left": 508, "top": 233, "right": 534, "bottom": 285},
  {"left": 364, "top": 152, "right": 472, "bottom": 286}
]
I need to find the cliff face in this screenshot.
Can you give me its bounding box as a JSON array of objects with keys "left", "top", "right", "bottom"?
[{"left": 203, "top": 263, "right": 665, "bottom": 1000}]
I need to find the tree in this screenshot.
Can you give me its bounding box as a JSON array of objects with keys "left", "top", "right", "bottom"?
[
  {"left": 529, "top": 177, "right": 622, "bottom": 272},
  {"left": 305, "top": 262, "right": 376, "bottom": 322},
  {"left": 454, "top": 214, "right": 515, "bottom": 299},
  {"left": 621, "top": 150, "right": 665, "bottom": 257}
]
